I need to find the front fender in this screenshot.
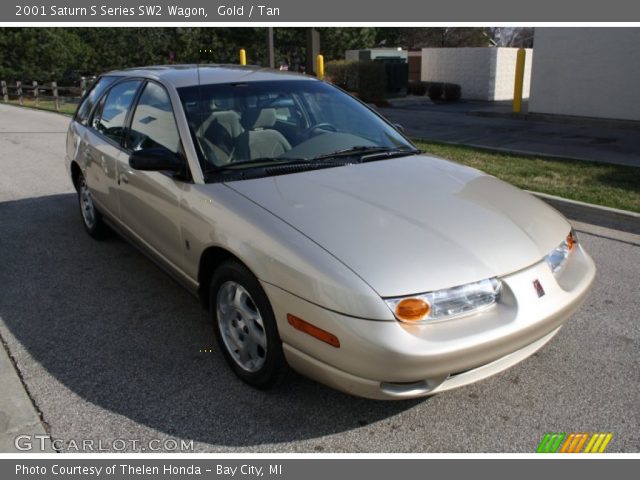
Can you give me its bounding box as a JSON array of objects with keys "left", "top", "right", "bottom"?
[{"left": 183, "top": 183, "right": 394, "bottom": 320}]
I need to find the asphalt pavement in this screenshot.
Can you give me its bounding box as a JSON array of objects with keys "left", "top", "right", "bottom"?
[
  {"left": 379, "top": 97, "right": 640, "bottom": 167},
  {"left": 0, "top": 104, "right": 638, "bottom": 453}
]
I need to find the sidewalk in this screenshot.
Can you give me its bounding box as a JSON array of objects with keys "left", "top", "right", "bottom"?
[
  {"left": 379, "top": 97, "right": 640, "bottom": 167},
  {"left": 0, "top": 335, "right": 52, "bottom": 452}
]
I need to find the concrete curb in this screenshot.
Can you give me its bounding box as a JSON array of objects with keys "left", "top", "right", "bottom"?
[
  {"left": 529, "top": 191, "right": 640, "bottom": 219},
  {"left": 0, "top": 333, "right": 53, "bottom": 452},
  {"left": 570, "top": 220, "right": 640, "bottom": 247},
  {"left": 530, "top": 191, "right": 640, "bottom": 237},
  {"left": 421, "top": 137, "right": 633, "bottom": 167},
  {"left": 469, "top": 110, "right": 640, "bottom": 132}
]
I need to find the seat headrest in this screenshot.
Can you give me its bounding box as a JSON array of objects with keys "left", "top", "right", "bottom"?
[
  {"left": 242, "top": 108, "right": 277, "bottom": 130},
  {"left": 209, "top": 110, "right": 243, "bottom": 137}
]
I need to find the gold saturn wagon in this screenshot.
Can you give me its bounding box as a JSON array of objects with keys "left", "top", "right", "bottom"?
[{"left": 66, "top": 65, "right": 596, "bottom": 399}]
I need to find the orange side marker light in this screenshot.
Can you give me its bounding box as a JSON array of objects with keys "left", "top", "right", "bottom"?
[{"left": 287, "top": 314, "right": 340, "bottom": 348}]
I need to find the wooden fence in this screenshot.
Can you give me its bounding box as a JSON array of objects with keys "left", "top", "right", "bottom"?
[{"left": 0, "top": 76, "right": 96, "bottom": 111}]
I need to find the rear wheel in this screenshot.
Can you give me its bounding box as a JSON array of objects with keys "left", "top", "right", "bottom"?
[
  {"left": 76, "top": 172, "right": 109, "bottom": 239},
  {"left": 209, "top": 260, "right": 286, "bottom": 388}
]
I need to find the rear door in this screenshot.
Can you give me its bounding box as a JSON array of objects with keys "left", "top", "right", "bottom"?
[
  {"left": 84, "top": 79, "right": 143, "bottom": 219},
  {"left": 67, "top": 75, "right": 115, "bottom": 192}
]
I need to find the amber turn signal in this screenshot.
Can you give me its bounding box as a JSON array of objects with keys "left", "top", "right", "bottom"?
[
  {"left": 567, "top": 231, "right": 575, "bottom": 250},
  {"left": 395, "top": 298, "right": 431, "bottom": 322},
  {"left": 287, "top": 314, "right": 340, "bottom": 348}
]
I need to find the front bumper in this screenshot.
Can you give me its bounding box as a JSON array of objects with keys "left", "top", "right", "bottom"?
[{"left": 263, "top": 244, "right": 596, "bottom": 400}]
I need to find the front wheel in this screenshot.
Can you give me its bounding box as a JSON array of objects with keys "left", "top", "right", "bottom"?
[
  {"left": 209, "top": 260, "right": 286, "bottom": 388},
  {"left": 76, "top": 172, "right": 109, "bottom": 239}
]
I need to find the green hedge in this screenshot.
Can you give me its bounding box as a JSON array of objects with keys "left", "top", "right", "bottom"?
[
  {"left": 410, "top": 81, "right": 462, "bottom": 102},
  {"left": 408, "top": 80, "right": 427, "bottom": 96},
  {"left": 422, "top": 82, "right": 462, "bottom": 102},
  {"left": 443, "top": 83, "right": 462, "bottom": 101},
  {"left": 326, "top": 60, "right": 387, "bottom": 102}
]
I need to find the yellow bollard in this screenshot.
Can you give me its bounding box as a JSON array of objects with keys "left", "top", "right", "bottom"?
[
  {"left": 512, "top": 48, "right": 526, "bottom": 113},
  {"left": 316, "top": 54, "right": 324, "bottom": 80},
  {"left": 239, "top": 49, "right": 247, "bottom": 66}
]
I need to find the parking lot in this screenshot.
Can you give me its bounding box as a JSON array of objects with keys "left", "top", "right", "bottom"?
[{"left": 0, "top": 104, "right": 638, "bottom": 452}]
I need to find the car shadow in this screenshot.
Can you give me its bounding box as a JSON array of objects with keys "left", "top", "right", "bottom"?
[{"left": 0, "top": 193, "right": 421, "bottom": 449}]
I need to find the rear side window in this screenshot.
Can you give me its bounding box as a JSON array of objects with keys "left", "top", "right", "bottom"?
[
  {"left": 91, "top": 80, "right": 142, "bottom": 144},
  {"left": 126, "top": 82, "right": 181, "bottom": 153},
  {"left": 75, "top": 76, "right": 117, "bottom": 125}
]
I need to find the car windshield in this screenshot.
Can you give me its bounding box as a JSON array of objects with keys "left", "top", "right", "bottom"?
[{"left": 177, "top": 80, "right": 417, "bottom": 178}]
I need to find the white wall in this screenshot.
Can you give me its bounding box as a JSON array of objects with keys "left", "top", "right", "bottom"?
[
  {"left": 420, "top": 47, "right": 532, "bottom": 101},
  {"left": 493, "top": 48, "right": 533, "bottom": 100},
  {"left": 529, "top": 28, "right": 640, "bottom": 121}
]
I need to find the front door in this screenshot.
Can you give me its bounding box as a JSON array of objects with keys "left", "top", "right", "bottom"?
[{"left": 117, "top": 81, "right": 188, "bottom": 272}]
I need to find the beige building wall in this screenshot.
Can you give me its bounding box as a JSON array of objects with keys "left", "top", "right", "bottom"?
[
  {"left": 420, "top": 47, "right": 532, "bottom": 101},
  {"left": 529, "top": 28, "right": 640, "bottom": 121},
  {"left": 493, "top": 48, "right": 533, "bottom": 101}
]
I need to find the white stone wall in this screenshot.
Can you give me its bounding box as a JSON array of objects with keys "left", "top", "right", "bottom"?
[
  {"left": 493, "top": 48, "right": 533, "bottom": 101},
  {"left": 529, "top": 28, "right": 640, "bottom": 121},
  {"left": 420, "top": 47, "right": 532, "bottom": 101}
]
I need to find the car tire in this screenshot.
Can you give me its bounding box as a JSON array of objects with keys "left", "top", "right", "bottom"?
[
  {"left": 76, "top": 172, "right": 109, "bottom": 240},
  {"left": 209, "top": 260, "right": 287, "bottom": 389}
]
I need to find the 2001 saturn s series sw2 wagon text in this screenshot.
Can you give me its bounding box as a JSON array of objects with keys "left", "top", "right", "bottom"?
[{"left": 65, "top": 65, "right": 596, "bottom": 399}]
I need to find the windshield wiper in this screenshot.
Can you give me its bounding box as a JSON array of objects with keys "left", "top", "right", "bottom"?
[
  {"left": 204, "top": 156, "right": 351, "bottom": 181},
  {"left": 310, "top": 146, "right": 420, "bottom": 162},
  {"left": 212, "top": 157, "right": 308, "bottom": 171},
  {"left": 359, "top": 147, "right": 421, "bottom": 163}
]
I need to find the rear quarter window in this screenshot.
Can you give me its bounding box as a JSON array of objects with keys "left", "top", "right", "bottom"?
[{"left": 75, "top": 76, "right": 117, "bottom": 125}]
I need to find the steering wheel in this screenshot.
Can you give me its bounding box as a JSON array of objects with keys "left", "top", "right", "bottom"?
[{"left": 301, "top": 122, "right": 338, "bottom": 139}]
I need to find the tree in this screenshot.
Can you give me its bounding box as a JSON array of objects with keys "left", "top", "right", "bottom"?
[
  {"left": 375, "top": 27, "right": 490, "bottom": 50},
  {"left": 484, "top": 27, "right": 534, "bottom": 48},
  {"left": 0, "top": 28, "right": 91, "bottom": 80},
  {"left": 318, "top": 28, "right": 378, "bottom": 60}
]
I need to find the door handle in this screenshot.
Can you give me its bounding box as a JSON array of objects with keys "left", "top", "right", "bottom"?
[{"left": 120, "top": 173, "right": 129, "bottom": 184}]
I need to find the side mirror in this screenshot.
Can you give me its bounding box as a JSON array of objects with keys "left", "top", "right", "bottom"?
[
  {"left": 393, "top": 123, "right": 405, "bottom": 133},
  {"left": 129, "top": 148, "right": 182, "bottom": 171}
]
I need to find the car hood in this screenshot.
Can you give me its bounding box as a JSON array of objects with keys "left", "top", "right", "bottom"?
[{"left": 226, "top": 155, "right": 571, "bottom": 297}]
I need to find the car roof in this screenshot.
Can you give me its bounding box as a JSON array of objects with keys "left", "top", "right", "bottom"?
[{"left": 102, "top": 64, "right": 318, "bottom": 88}]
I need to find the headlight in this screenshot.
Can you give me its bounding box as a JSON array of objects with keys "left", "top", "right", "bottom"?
[
  {"left": 385, "top": 278, "right": 502, "bottom": 324},
  {"left": 546, "top": 229, "right": 577, "bottom": 273}
]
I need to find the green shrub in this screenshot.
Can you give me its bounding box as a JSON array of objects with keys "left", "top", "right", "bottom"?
[
  {"left": 443, "top": 83, "right": 462, "bottom": 102},
  {"left": 326, "top": 60, "right": 387, "bottom": 102},
  {"left": 423, "top": 82, "right": 462, "bottom": 102},
  {"left": 408, "top": 81, "right": 427, "bottom": 96},
  {"left": 325, "top": 60, "right": 358, "bottom": 92},
  {"left": 427, "top": 83, "right": 443, "bottom": 101}
]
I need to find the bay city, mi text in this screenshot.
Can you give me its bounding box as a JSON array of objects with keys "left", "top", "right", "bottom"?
[{"left": 15, "top": 464, "right": 283, "bottom": 477}]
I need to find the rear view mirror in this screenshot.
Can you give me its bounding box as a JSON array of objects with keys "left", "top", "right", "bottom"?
[
  {"left": 394, "top": 123, "right": 405, "bottom": 133},
  {"left": 129, "top": 148, "right": 182, "bottom": 171}
]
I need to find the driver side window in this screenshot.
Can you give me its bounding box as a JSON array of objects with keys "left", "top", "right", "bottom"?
[
  {"left": 91, "top": 80, "right": 141, "bottom": 144},
  {"left": 126, "top": 82, "right": 180, "bottom": 153}
]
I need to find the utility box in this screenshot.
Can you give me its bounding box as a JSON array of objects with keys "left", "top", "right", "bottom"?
[{"left": 346, "top": 48, "right": 409, "bottom": 63}]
